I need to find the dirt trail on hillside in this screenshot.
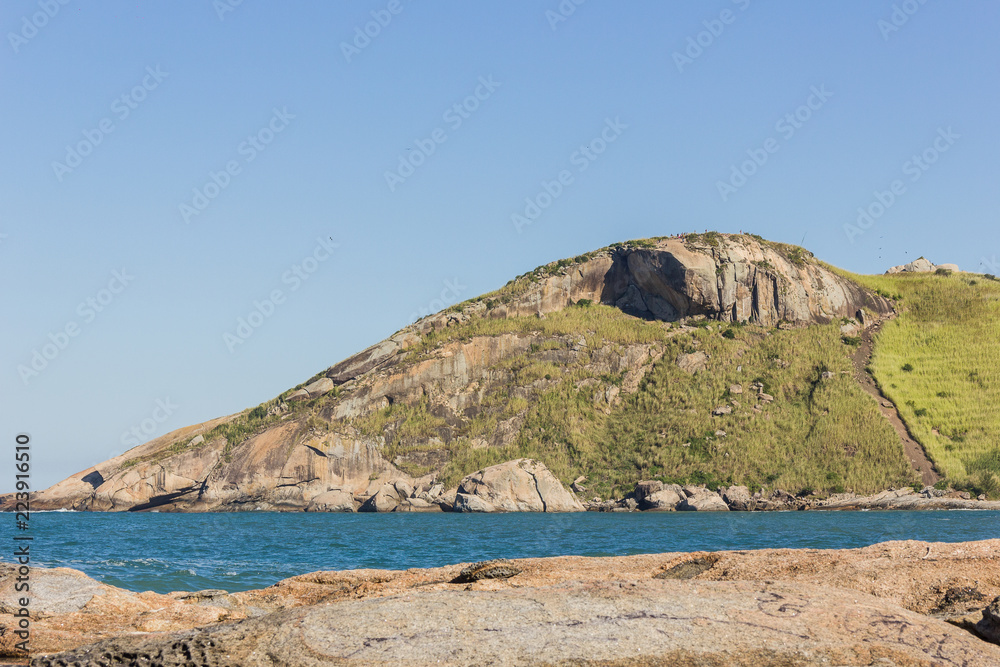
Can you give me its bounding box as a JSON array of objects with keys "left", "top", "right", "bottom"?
[{"left": 852, "top": 318, "right": 940, "bottom": 486}]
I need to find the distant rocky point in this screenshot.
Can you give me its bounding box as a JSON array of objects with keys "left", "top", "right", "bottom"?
[{"left": 886, "top": 256, "right": 959, "bottom": 274}]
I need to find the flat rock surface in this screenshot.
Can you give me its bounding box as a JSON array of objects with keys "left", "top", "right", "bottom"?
[
  {"left": 33, "top": 580, "right": 1000, "bottom": 667},
  {"left": 9, "top": 540, "right": 1000, "bottom": 664}
]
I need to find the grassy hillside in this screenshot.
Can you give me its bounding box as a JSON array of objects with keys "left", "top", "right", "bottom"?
[
  {"left": 118, "top": 246, "right": 1000, "bottom": 503},
  {"left": 831, "top": 268, "right": 1000, "bottom": 496},
  {"left": 426, "top": 304, "right": 917, "bottom": 498}
]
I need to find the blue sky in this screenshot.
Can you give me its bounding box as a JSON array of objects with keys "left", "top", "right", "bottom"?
[{"left": 2, "top": 1, "right": 998, "bottom": 490}]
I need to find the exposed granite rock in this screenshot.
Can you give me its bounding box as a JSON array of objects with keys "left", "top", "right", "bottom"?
[
  {"left": 305, "top": 489, "right": 356, "bottom": 512},
  {"left": 453, "top": 459, "right": 584, "bottom": 513},
  {"left": 976, "top": 596, "right": 1000, "bottom": 644},
  {"left": 21, "top": 541, "right": 1000, "bottom": 666},
  {"left": 640, "top": 487, "right": 684, "bottom": 511},
  {"left": 303, "top": 377, "right": 334, "bottom": 396},
  {"left": 639, "top": 488, "right": 681, "bottom": 512},
  {"left": 452, "top": 493, "right": 496, "bottom": 513},
  {"left": 396, "top": 497, "right": 439, "bottom": 512},
  {"left": 357, "top": 484, "right": 400, "bottom": 513},
  {"left": 678, "top": 491, "right": 730, "bottom": 511},
  {"left": 886, "top": 257, "right": 960, "bottom": 274},
  {"left": 722, "top": 485, "right": 752, "bottom": 511},
  {"left": 816, "top": 489, "right": 1000, "bottom": 511}
]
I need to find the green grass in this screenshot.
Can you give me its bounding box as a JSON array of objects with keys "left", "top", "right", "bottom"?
[
  {"left": 351, "top": 396, "right": 449, "bottom": 469},
  {"left": 433, "top": 320, "right": 916, "bottom": 498},
  {"left": 832, "top": 269, "right": 1000, "bottom": 496}
]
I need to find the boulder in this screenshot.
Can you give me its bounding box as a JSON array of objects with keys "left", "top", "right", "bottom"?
[
  {"left": 840, "top": 321, "right": 860, "bottom": 336},
  {"left": 938, "top": 263, "right": 960, "bottom": 273},
  {"left": 886, "top": 257, "right": 936, "bottom": 274},
  {"left": 729, "top": 384, "right": 743, "bottom": 394},
  {"left": 435, "top": 488, "right": 458, "bottom": 512},
  {"left": 286, "top": 388, "right": 310, "bottom": 402},
  {"left": 633, "top": 480, "right": 663, "bottom": 501},
  {"left": 722, "top": 485, "right": 752, "bottom": 511},
  {"left": 358, "top": 485, "right": 400, "bottom": 513},
  {"left": 454, "top": 459, "right": 584, "bottom": 512},
  {"left": 676, "top": 351, "right": 708, "bottom": 374},
  {"left": 976, "top": 596, "right": 1000, "bottom": 644},
  {"left": 453, "top": 493, "right": 496, "bottom": 513},
  {"left": 393, "top": 480, "right": 414, "bottom": 499},
  {"left": 712, "top": 405, "right": 732, "bottom": 416},
  {"left": 678, "top": 491, "right": 730, "bottom": 511},
  {"left": 396, "top": 497, "right": 440, "bottom": 512},
  {"left": 306, "top": 490, "right": 356, "bottom": 513},
  {"left": 641, "top": 488, "right": 683, "bottom": 511},
  {"left": 304, "top": 377, "right": 334, "bottom": 396}
]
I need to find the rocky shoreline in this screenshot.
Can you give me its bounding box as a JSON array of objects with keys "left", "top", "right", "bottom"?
[
  {"left": 11, "top": 458, "right": 997, "bottom": 516},
  {"left": 586, "top": 479, "right": 1000, "bottom": 513},
  {"left": 4, "top": 539, "right": 1000, "bottom": 665}
]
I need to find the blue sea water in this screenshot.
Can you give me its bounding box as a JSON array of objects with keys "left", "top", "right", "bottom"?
[{"left": 14, "top": 510, "right": 1000, "bottom": 594}]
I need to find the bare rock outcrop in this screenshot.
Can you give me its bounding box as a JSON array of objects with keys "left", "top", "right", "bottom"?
[
  {"left": 886, "top": 256, "right": 959, "bottom": 274},
  {"left": 678, "top": 490, "right": 730, "bottom": 511},
  {"left": 18, "top": 540, "right": 1000, "bottom": 666},
  {"left": 306, "top": 490, "right": 356, "bottom": 512},
  {"left": 453, "top": 459, "right": 584, "bottom": 512},
  {"left": 722, "top": 485, "right": 753, "bottom": 511}
]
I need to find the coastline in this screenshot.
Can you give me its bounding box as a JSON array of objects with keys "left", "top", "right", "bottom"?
[
  {"left": 5, "top": 483, "right": 998, "bottom": 514},
  {"left": 5, "top": 539, "right": 1000, "bottom": 665}
]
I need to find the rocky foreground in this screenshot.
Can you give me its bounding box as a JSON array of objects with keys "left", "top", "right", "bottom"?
[{"left": 3, "top": 540, "right": 1000, "bottom": 665}]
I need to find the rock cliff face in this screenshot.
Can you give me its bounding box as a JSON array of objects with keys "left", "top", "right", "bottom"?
[{"left": 7, "top": 234, "right": 895, "bottom": 513}]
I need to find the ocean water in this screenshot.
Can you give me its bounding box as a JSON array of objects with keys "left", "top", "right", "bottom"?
[{"left": 15, "top": 510, "right": 1000, "bottom": 594}]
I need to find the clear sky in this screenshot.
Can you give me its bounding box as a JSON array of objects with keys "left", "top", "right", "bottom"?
[{"left": 2, "top": 1, "right": 998, "bottom": 490}]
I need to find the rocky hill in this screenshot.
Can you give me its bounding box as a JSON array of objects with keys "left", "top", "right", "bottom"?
[{"left": 8, "top": 233, "right": 913, "bottom": 512}]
